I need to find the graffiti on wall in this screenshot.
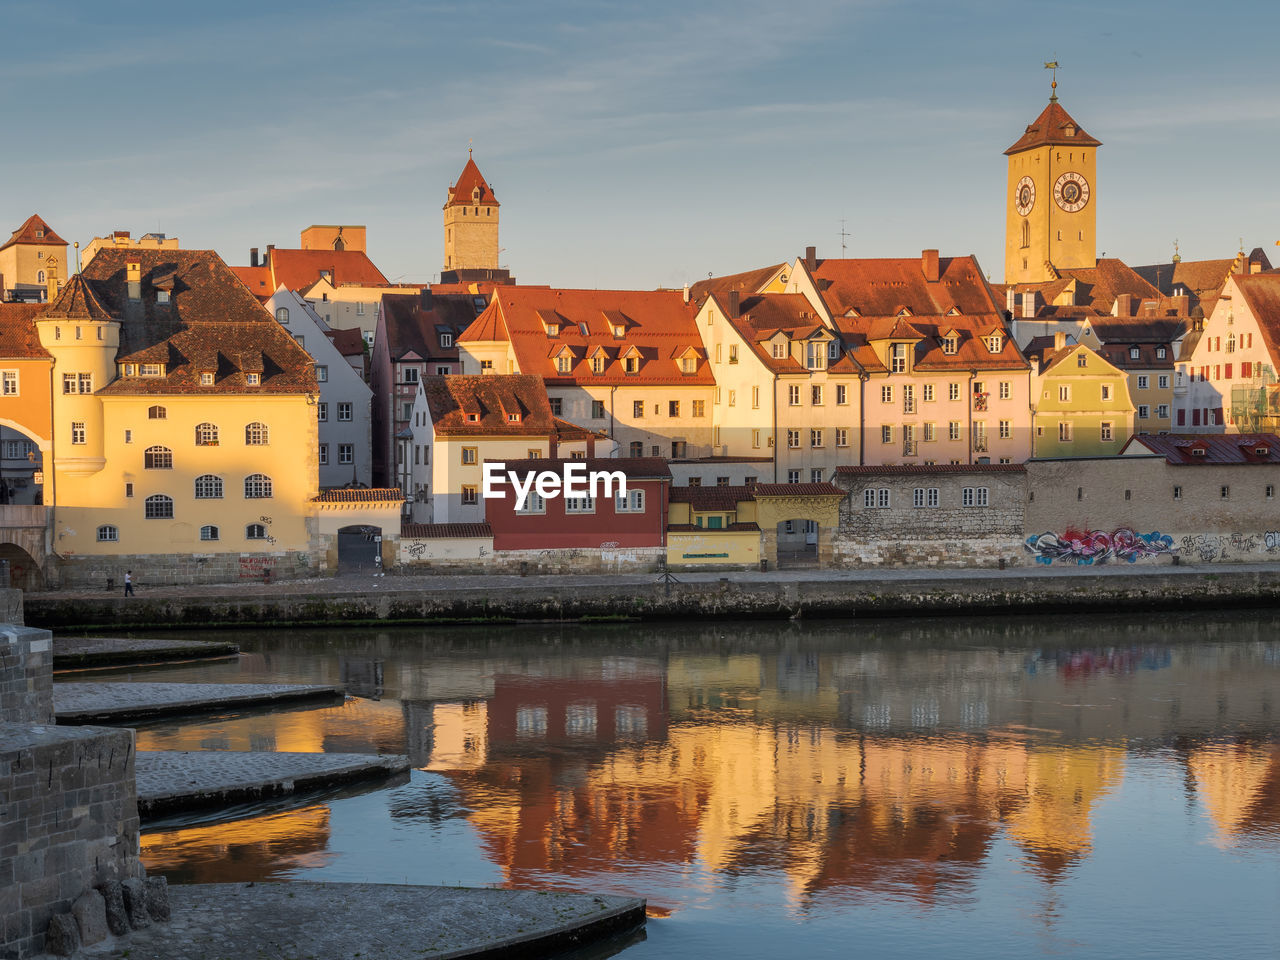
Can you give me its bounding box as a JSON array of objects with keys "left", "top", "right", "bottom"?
[
  {"left": 1180, "top": 532, "right": 1280, "bottom": 562},
  {"left": 1025, "top": 528, "right": 1176, "bottom": 565}
]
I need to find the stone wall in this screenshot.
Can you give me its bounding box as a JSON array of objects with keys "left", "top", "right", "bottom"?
[
  {"left": 396, "top": 544, "right": 665, "bottom": 576},
  {"left": 53, "top": 549, "right": 320, "bottom": 589},
  {"left": 0, "top": 723, "right": 144, "bottom": 957},
  {"left": 0, "top": 626, "right": 52, "bottom": 724}
]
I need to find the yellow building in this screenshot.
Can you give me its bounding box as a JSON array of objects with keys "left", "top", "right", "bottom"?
[
  {"left": 34, "top": 249, "right": 320, "bottom": 586},
  {"left": 80, "top": 230, "right": 180, "bottom": 270},
  {"left": 1027, "top": 333, "right": 1135, "bottom": 457},
  {"left": 0, "top": 215, "right": 67, "bottom": 302},
  {"left": 442, "top": 153, "right": 512, "bottom": 283},
  {"left": 1005, "top": 93, "right": 1099, "bottom": 285}
]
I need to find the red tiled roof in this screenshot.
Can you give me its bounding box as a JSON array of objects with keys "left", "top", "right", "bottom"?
[
  {"left": 261, "top": 248, "right": 389, "bottom": 292},
  {"left": 1004, "top": 100, "right": 1101, "bottom": 154},
  {"left": 713, "top": 293, "right": 828, "bottom": 374},
  {"left": 836, "top": 464, "right": 1026, "bottom": 476},
  {"left": 0, "top": 303, "right": 51, "bottom": 359},
  {"left": 422, "top": 374, "right": 555, "bottom": 437},
  {"left": 324, "top": 327, "right": 365, "bottom": 358},
  {"left": 231, "top": 265, "right": 273, "bottom": 300},
  {"left": 669, "top": 484, "right": 755, "bottom": 510},
  {"left": 1122, "top": 433, "right": 1280, "bottom": 465},
  {"left": 752, "top": 482, "right": 845, "bottom": 498},
  {"left": 312, "top": 488, "right": 404, "bottom": 502},
  {"left": 81, "top": 248, "right": 317, "bottom": 396},
  {"left": 0, "top": 215, "right": 67, "bottom": 252},
  {"left": 460, "top": 287, "right": 712, "bottom": 386},
  {"left": 811, "top": 255, "right": 1004, "bottom": 320},
  {"left": 446, "top": 155, "right": 498, "bottom": 208},
  {"left": 402, "top": 522, "right": 492, "bottom": 538}
]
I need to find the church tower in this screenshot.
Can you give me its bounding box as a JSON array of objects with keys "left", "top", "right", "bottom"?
[
  {"left": 442, "top": 152, "right": 502, "bottom": 279},
  {"left": 1004, "top": 86, "right": 1100, "bottom": 284}
]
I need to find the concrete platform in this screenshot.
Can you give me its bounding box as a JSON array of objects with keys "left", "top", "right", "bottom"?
[
  {"left": 136, "top": 750, "right": 411, "bottom": 817},
  {"left": 80, "top": 882, "right": 645, "bottom": 960},
  {"left": 53, "top": 681, "right": 345, "bottom": 724},
  {"left": 53, "top": 636, "right": 239, "bottom": 670}
]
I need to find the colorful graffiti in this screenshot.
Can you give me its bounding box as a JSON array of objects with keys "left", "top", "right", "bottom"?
[{"left": 1025, "top": 528, "right": 1176, "bottom": 565}]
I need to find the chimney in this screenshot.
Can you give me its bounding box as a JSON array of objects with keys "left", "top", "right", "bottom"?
[
  {"left": 922, "top": 249, "right": 940, "bottom": 283},
  {"left": 250, "top": 247, "right": 259, "bottom": 268},
  {"left": 1054, "top": 330, "right": 1066, "bottom": 351},
  {"left": 1022, "top": 290, "right": 1039, "bottom": 319},
  {"left": 126, "top": 256, "right": 142, "bottom": 301},
  {"left": 727, "top": 290, "right": 740, "bottom": 319},
  {"left": 1114, "top": 293, "right": 1132, "bottom": 317},
  {"left": 1170, "top": 294, "right": 1190, "bottom": 316},
  {"left": 266, "top": 244, "right": 275, "bottom": 260},
  {"left": 805, "top": 246, "right": 816, "bottom": 271},
  {"left": 1005, "top": 287, "right": 1016, "bottom": 312},
  {"left": 682, "top": 283, "right": 690, "bottom": 304}
]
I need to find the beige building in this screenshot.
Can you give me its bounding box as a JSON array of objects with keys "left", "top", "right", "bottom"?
[
  {"left": 300, "top": 224, "right": 367, "bottom": 252},
  {"left": 0, "top": 215, "right": 67, "bottom": 303},
  {"left": 442, "top": 153, "right": 512, "bottom": 284},
  {"left": 80, "top": 230, "right": 179, "bottom": 270}
]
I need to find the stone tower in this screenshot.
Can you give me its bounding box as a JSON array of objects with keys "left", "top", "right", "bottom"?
[
  {"left": 443, "top": 153, "right": 500, "bottom": 274},
  {"left": 1004, "top": 96, "right": 1100, "bottom": 284}
]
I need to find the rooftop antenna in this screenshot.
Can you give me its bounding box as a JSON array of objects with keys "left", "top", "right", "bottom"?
[
  {"left": 840, "top": 218, "right": 851, "bottom": 257},
  {"left": 1045, "top": 60, "right": 1060, "bottom": 102}
]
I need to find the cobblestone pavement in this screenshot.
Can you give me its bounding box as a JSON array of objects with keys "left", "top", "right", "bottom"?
[
  {"left": 41, "top": 560, "right": 1280, "bottom": 601},
  {"left": 82, "top": 882, "right": 644, "bottom": 960},
  {"left": 136, "top": 751, "right": 410, "bottom": 814},
  {"left": 53, "top": 681, "right": 344, "bottom": 723}
]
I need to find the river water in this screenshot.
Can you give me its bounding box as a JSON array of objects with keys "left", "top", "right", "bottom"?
[{"left": 73, "top": 614, "right": 1280, "bottom": 958}]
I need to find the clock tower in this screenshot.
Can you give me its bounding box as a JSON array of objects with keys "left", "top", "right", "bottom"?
[{"left": 1004, "top": 93, "right": 1100, "bottom": 284}]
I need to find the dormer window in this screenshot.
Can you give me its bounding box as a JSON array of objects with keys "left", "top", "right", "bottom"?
[
  {"left": 1157, "top": 346, "right": 1167, "bottom": 359},
  {"left": 947, "top": 306, "right": 961, "bottom": 316},
  {"left": 624, "top": 356, "right": 639, "bottom": 374},
  {"left": 546, "top": 323, "right": 559, "bottom": 337},
  {"left": 35, "top": 229, "right": 43, "bottom": 238},
  {"left": 1130, "top": 346, "right": 1141, "bottom": 359},
  {"left": 941, "top": 336, "right": 958, "bottom": 355},
  {"left": 612, "top": 325, "right": 625, "bottom": 338},
  {"left": 1064, "top": 124, "right": 1076, "bottom": 137},
  {"left": 1191, "top": 447, "right": 1206, "bottom": 457},
  {"left": 806, "top": 341, "right": 827, "bottom": 371},
  {"left": 890, "top": 342, "right": 908, "bottom": 373},
  {"left": 200, "top": 372, "right": 214, "bottom": 386},
  {"left": 157, "top": 290, "right": 170, "bottom": 304},
  {"left": 590, "top": 355, "right": 605, "bottom": 374},
  {"left": 579, "top": 322, "right": 589, "bottom": 336},
  {"left": 140, "top": 363, "right": 164, "bottom": 377},
  {"left": 1256, "top": 445, "right": 1270, "bottom": 456},
  {"left": 828, "top": 340, "right": 840, "bottom": 360},
  {"left": 507, "top": 412, "right": 521, "bottom": 423},
  {"left": 466, "top": 412, "right": 479, "bottom": 422},
  {"left": 247, "top": 373, "right": 260, "bottom": 386},
  {"left": 440, "top": 333, "right": 453, "bottom": 348},
  {"left": 985, "top": 335, "right": 1003, "bottom": 353},
  {"left": 556, "top": 355, "right": 571, "bottom": 374},
  {"left": 681, "top": 356, "right": 697, "bottom": 374},
  {"left": 896, "top": 307, "right": 912, "bottom": 317},
  {"left": 772, "top": 341, "right": 787, "bottom": 359}
]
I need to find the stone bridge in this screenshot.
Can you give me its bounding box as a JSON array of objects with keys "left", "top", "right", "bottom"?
[{"left": 0, "top": 504, "right": 51, "bottom": 589}]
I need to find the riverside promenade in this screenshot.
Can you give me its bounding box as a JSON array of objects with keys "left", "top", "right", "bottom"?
[{"left": 24, "top": 562, "right": 1280, "bottom": 629}]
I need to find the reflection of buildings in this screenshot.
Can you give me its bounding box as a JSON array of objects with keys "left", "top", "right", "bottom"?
[
  {"left": 142, "top": 806, "right": 333, "bottom": 883},
  {"left": 1186, "top": 742, "right": 1280, "bottom": 848}
]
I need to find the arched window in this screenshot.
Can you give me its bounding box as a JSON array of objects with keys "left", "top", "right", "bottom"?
[
  {"left": 37, "top": 270, "right": 45, "bottom": 283},
  {"left": 144, "top": 495, "right": 173, "bottom": 519},
  {"left": 245, "top": 422, "right": 269, "bottom": 445},
  {"left": 199, "top": 525, "right": 219, "bottom": 541},
  {"left": 97, "top": 525, "right": 118, "bottom": 542},
  {"left": 194, "top": 422, "right": 219, "bottom": 445},
  {"left": 244, "top": 474, "right": 273, "bottom": 499},
  {"left": 1021, "top": 220, "right": 1030, "bottom": 249},
  {"left": 245, "top": 523, "right": 268, "bottom": 540},
  {"left": 275, "top": 307, "right": 289, "bottom": 323},
  {"left": 148, "top": 405, "right": 167, "bottom": 420},
  {"left": 144, "top": 446, "right": 173, "bottom": 469},
  {"left": 194, "top": 475, "right": 223, "bottom": 499}
]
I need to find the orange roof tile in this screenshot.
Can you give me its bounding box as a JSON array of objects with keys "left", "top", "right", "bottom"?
[
  {"left": 446, "top": 155, "right": 499, "bottom": 208},
  {"left": 231, "top": 265, "right": 273, "bottom": 300},
  {"left": 688, "top": 262, "right": 788, "bottom": 303},
  {"left": 1005, "top": 100, "right": 1101, "bottom": 155},
  {"left": 260, "top": 248, "right": 389, "bottom": 292},
  {"left": 810, "top": 255, "right": 1003, "bottom": 319},
  {"left": 460, "top": 287, "right": 712, "bottom": 386},
  {"left": 312, "top": 488, "right": 404, "bottom": 503},
  {"left": 402, "top": 522, "right": 492, "bottom": 538},
  {"left": 0, "top": 303, "right": 51, "bottom": 360},
  {"left": 0, "top": 215, "right": 66, "bottom": 252}
]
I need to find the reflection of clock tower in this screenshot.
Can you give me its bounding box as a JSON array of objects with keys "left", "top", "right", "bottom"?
[{"left": 1004, "top": 90, "right": 1100, "bottom": 284}]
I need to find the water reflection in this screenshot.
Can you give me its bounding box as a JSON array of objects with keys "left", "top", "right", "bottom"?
[{"left": 131, "top": 615, "right": 1280, "bottom": 956}]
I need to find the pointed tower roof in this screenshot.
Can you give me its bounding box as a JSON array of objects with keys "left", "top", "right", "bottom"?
[
  {"left": 0, "top": 214, "right": 67, "bottom": 252},
  {"left": 445, "top": 155, "right": 499, "bottom": 208},
  {"left": 41, "top": 273, "right": 113, "bottom": 321},
  {"left": 1005, "top": 101, "right": 1101, "bottom": 155}
]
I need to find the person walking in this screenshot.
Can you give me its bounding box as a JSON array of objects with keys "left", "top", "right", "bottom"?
[{"left": 124, "top": 570, "right": 134, "bottom": 597}]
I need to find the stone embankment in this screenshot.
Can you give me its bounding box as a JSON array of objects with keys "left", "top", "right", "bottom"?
[
  {"left": 52, "top": 682, "right": 345, "bottom": 725},
  {"left": 53, "top": 637, "right": 239, "bottom": 671},
  {"left": 23, "top": 564, "right": 1280, "bottom": 629}
]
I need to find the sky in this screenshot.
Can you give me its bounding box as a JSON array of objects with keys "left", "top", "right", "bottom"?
[{"left": 3, "top": 0, "right": 1278, "bottom": 290}]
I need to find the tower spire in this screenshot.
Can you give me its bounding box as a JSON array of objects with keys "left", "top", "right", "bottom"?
[{"left": 1044, "top": 60, "right": 1059, "bottom": 101}]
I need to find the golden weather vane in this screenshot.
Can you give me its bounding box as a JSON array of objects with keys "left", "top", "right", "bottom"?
[{"left": 1045, "top": 60, "right": 1059, "bottom": 101}]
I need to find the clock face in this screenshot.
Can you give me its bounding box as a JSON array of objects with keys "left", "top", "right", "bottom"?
[
  {"left": 1014, "top": 176, "right": 1036, "bottom": 217},
  {"left": 1054, "top": 171, "right": 1090, "bottom": 213}
]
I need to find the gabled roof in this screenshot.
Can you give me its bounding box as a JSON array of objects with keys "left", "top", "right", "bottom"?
[
  {"left": 460, "top": 287, "right": 711, "bottom": 386},
  {"left": 1122, "top": 433, "right": 1280, "bottom": 465},
  {"left": 259, "top": 248, "right": 389, "bottom": 292},
  {"left": 0, "top": 215, "right": 67, "bottom": 252},
  {"left": 324, "top": 327, "right": 365, "bottom": 358},
  {"left": 1133, "top": 249, "right": 1272, "bottom": 318},
  {"left": 1231, "top": 273, "right": 1280, "bottom": 365},
  {"left": 688, "top": 262, "right": 788, "bottom": 304},
  {"left": 80, "top": 248, "right": 316, "bottom": 395},
  {"left": 1005, "top": 100, "right": 1101, "bottom": 154},
  {"left": 381, "top": 291, "right": 475, "bottom": 362},
  {"left": 445, "top": 155, "right": 498, "bottom": 208},
  {"left": 669, "top": 484, "right": 755, "bottom": 510},
  {"left": 231, "top": 265, "right": 273, "bottom": 301},
  {"left": 422, "top": 374, "right": 554, "bottom": 437},
  {"left": 809, "top": 255, "right": 1004, "bottom": 319},
  {"left": 0, "top": 303, "right": 51, "bottom": 360},
  {"left": 714, "top": 293, "right": 832, "bottom": 374}
]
